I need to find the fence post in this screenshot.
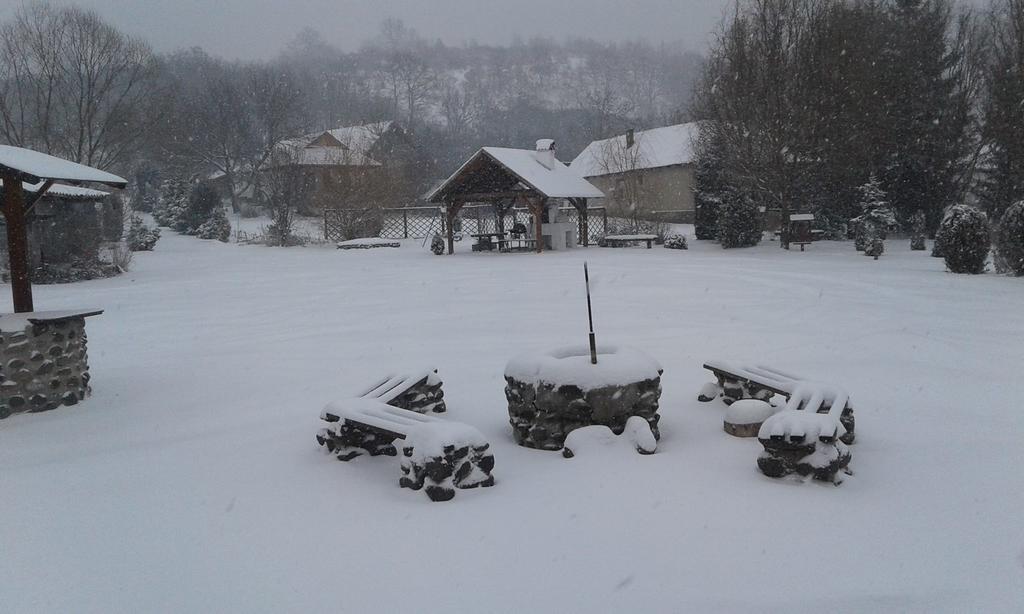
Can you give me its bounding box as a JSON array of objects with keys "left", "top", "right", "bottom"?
[
  {"left": 403, "top": 210, "right": 408, "bottom": 238},
  {"left": 602, "top": 208, "right": 608, "bottom": 236}
]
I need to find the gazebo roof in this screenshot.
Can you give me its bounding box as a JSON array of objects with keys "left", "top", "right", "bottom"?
[
  {"left": 0, "top": 145, "right": 126, "bottom": 188},
  {"left": 1, "top": 179, "right": 109, "bottom": 201},
  {"left": 428, "top": 146, "right": 603, "bottom": 203}
]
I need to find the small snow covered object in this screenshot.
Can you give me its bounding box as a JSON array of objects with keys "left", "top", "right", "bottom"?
[{"left": 724, "top": 399, "right": 777, "bottom": 437}]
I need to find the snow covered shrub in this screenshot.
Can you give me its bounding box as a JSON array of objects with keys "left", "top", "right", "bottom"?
[
  {"left": 716, "top": 194, "right": 761, "bottom": 248},
  {"left": 852, "top": 175, "right": 896, "bottom": 251},
  {"left": 864, "top": 236, "right": 884, "bottom": 259},
  {"left": 127, "top": 216, "right": 160, "bottom": 251},
  {"left": 935, "top": 204, "right": 990, "bottom": 274},
  {"left": 181, "top": 182, "right": 220, "bottom": 234},
  {"left": 663, "top": 234, "right": 688, "bottom": 250},
  {"left": 995, "top": 201, "right": 1024, "bottom": 276},
  {"left": 430, "top": 234, "right": 445, "bottom": 255},
  {"left": 693, "top": 125, "right": 726, "bottom": 240},
  {"left": 910, "top": 210, "right": 927, "bottom": 251},
  {"left": 196, "top": 206, "right": 231, "bottom": 242}
]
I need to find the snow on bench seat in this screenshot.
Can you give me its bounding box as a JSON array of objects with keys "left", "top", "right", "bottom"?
[{"left": 337, "top": 237, "right": 400, "bottom": 249}]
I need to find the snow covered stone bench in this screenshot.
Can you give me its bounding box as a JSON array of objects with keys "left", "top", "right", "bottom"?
[
  {"left": 336, "top": 237, "right": 400, "bottom": 250},
  {"left": 561, "top": 417, "right": 658, "bottom": 458},
  {"left": 317, "top": 400, "right": 495, "bottom": 502},
  {"left": 698, "top": 361, "right": 855, "bottom": 444},
  {"left": 599, "top": 234, "right": 658, "bottom": 249}
]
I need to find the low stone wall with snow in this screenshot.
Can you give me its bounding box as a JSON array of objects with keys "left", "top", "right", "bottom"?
[
  {"left": 0, "top": 318, "right": 91, "bottom": 419},
  {"left": 504, "top": 345, "right": 663, "bottom": 450}
]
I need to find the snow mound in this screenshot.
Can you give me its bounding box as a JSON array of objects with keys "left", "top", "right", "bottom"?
[
  {"left": 562, "top": 416, "right": 657, "bottom": 457},
  {"left": 725, "top": 399, "right": 776, "bottom": 426},
  {"left": 505, "top": 344, "right": 662, "bottom": 392},
  {"left": 404, "top": 421, "right": 489, "bottom": 464}
]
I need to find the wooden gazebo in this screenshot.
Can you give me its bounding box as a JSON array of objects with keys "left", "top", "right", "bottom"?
[
  {"left": 427, "top": 140, "right": 604, "bottom": 254},
  {"left": 0, "top": 145, "right": 127, "bottom": 312}
]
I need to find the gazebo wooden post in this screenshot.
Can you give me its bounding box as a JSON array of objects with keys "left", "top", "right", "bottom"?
[
  {"left": 2, "top": 171, "right": 33, "bottom": 313},
  {"left": 527, "top": 196, "right": 547, "bottom": 254},
  {"left": 445, "top": 200, "right": 464, "bottom": 255},
  {"left": 571, "top": 198, "right": 590, "bottom": 247}
]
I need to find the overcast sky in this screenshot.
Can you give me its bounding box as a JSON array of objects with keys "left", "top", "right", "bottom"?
[{"left": 0, "top": 0, "right": 736, "bottom": 59}]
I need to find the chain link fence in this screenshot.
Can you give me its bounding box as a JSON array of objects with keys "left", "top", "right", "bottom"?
[{"left": 373, "top": 204, "right": 608, "bottom": 245}]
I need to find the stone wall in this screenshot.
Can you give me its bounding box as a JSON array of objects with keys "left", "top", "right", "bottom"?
[{"left": 0, "top": 318, "right": 91, "bottom": 419}]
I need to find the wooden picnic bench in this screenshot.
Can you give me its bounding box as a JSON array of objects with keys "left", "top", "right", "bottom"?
[
  {"left": 316, "top": 369, "right": 495, "bottom": 501},
  {"left": 601, "top": 234, "right": 658, "bottom": 249},
  {"left": 470, "top": 232, "right": 504, "bottom": 252},
  {"left": 498, "top": 237, "right": 538, "bottom": 252}
]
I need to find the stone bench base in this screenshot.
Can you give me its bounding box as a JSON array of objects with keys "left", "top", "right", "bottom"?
[{"left": 399, "top": 440, "right": 495, "bottom": 502}]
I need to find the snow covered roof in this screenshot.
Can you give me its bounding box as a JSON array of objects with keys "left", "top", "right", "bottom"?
[
  {"left": 268, "top": 121, "right": 394, "bottom": 169},
  {"left": 428, "top": 146, "right": 604, "bottom": 202},
  {"left": 0, "top": 145, "right": 126, "bottom": 188},
  {"left": 569, "top": 123, "right": 701, "bottom": 178},
  {"left": 1, "top": 179, "right": 109, "bottom": 200}
]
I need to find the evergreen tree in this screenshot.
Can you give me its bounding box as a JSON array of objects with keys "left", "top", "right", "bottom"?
[
  {"left": 852, "top": 175, "right": 897, "bottom": 251},
  {"left": 935, "top": 204, "right": 990, "bottom": 273},
  {"left": 979, "top": 0, "right": 1024, "bottom": 220},
  {"left": 182, "top": 182, "right": 220, "bottom": 234},
  {"left": 996, "top": 200, "right": 1024, "bottom": 275},
  {"left": 717, "top": 191, "right": 761, "bottom": 249},
  {"left": 152, "top": 176, "right": 190, "bottom": 228},
  {"left": 693, "top": 125, "right": 726, "bottom": 241},
  {"left": 196, "top": 206, "right": 232, "bottom": 242}
]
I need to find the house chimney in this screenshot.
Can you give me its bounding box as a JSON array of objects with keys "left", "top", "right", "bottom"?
[
  {"left": 626, "top": 129, "right": 635, "bottom": 149},
  {"left": 535, "top": 139, "right": 556, "bottom": 169}
]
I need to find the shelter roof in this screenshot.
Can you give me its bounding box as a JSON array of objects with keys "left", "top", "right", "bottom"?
[{"left": 0, "top": 145, "right": 126, "bottom": 188}]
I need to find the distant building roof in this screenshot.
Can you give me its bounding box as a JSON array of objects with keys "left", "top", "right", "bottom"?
[
  {"left": 268, "top": 121, "right": 395, "bottom": 169},
  {"left": 0, "top": 145, "right": 126, "bottom": 187},
  {"left": 428, "top": 146, "right": 604, "bottom": 202},
  {"left": 569, "top": 123, "right": 701, "bottom": 178}
]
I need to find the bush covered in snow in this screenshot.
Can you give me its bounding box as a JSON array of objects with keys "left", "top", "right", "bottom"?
[
  {"left": 430, "top": 234, "right": 445, "bottom": 255},
  {"left": 196, "top": 206, "right": 231, "bottom": 242},
  {"left": 127, "top": 216, "right": 160, "bottom": 251},
  {"left": 663, "top": 234, "right": 688, "bottom": 250},
  {"left": 935, "top": 204, "right": 990, "bottom": 274},
  {"left": 995, "top": 200, "right": 1024, "bottom": 276},
  {"left": 716, "top": 194, "right": 761, "bottom": 248},
  {"left": 181, "top": 182, "right": 220, "bottom": 234}
]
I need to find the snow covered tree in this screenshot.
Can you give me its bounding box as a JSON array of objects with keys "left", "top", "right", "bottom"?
[
  {"left": 995, "top": 200, "right": 1024, "bottom": 275},
  {"left": 910, "top": 210, "right": 927, "bottom": 250},
  {"left": 196, "top": 206, "right": 231, "bottom": 242},
  {"left": 717, "top": 192, "right": 761, "bottom": 249},
  {"left": 430, "top": 234, "right": 445, "bottom": 255},
  {"left": 935, "top": 204, "right": 990, "bottom": 274},
  {"left": 852, "top": 175, "right": 896, "bottom": 251},
  {"left": 152, "top": 176, "right": 190, "bottom": 229}
]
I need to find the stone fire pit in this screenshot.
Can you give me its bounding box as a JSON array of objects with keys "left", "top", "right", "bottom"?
[
  {"left": 504, "top": 345, "right": 663, "bottom": 450},
  {"left": 0, "top": 309, "right": 101, "bottom": 419}
]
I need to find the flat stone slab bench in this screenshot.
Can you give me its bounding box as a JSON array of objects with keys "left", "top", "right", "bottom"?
[
  {"left": 317, "top": 399, "right": 495, "bottom": 501},
  {"left": 698, "top": 360, "right": 856, "bottom": 484},
  {"left": 699, "top": 360, "right": 855, "bottom": 444},
  {"left": 601, "top": 234, "right": 658, "bottom": 249},
  {"left": 336, "top": 238, "right": 400, "bottom": 250}
]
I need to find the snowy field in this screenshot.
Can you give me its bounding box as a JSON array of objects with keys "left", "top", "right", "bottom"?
[{"left": 2, "top": 229, "right": 1023, "bottom": 613}]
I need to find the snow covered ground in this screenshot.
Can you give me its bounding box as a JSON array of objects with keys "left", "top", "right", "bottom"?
[{"left": 2, "top": 229, "right": 1023, "bottom": 613}]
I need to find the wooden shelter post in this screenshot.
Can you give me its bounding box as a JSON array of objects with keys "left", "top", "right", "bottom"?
[
  {"left": 2, "top": 171, "right": 38, "bottom": 313},
  {"left": 527, "top": 197, "right": 547, "bottom": 254},
  {"left": 571, "top": 198, "right": 590, "bottom": 247},
  {"left": 445, "top": 201, "right": 464, "bottom": 255}
]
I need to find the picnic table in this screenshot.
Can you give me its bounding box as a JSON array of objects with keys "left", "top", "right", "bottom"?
[
  {"left": 497, "top": 236, "right": 538, "bottom": 252},
  {"left": 470, "top": 232, "right": 504, "bottom": 252},
  {"left": 601, "top": 234, "right": 658, "bottom": 249}
]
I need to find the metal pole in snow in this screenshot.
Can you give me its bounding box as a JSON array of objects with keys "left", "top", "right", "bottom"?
[{"left": 584, "top": 262, "right": 597, "bottom": 364}]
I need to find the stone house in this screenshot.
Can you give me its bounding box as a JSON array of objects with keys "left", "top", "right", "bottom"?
[
  {"left": 569, "top": 123, "right": 700, "bottom": 224},
  {"left": 264, "top": 121, "right": 424, "bottom": 215}
]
